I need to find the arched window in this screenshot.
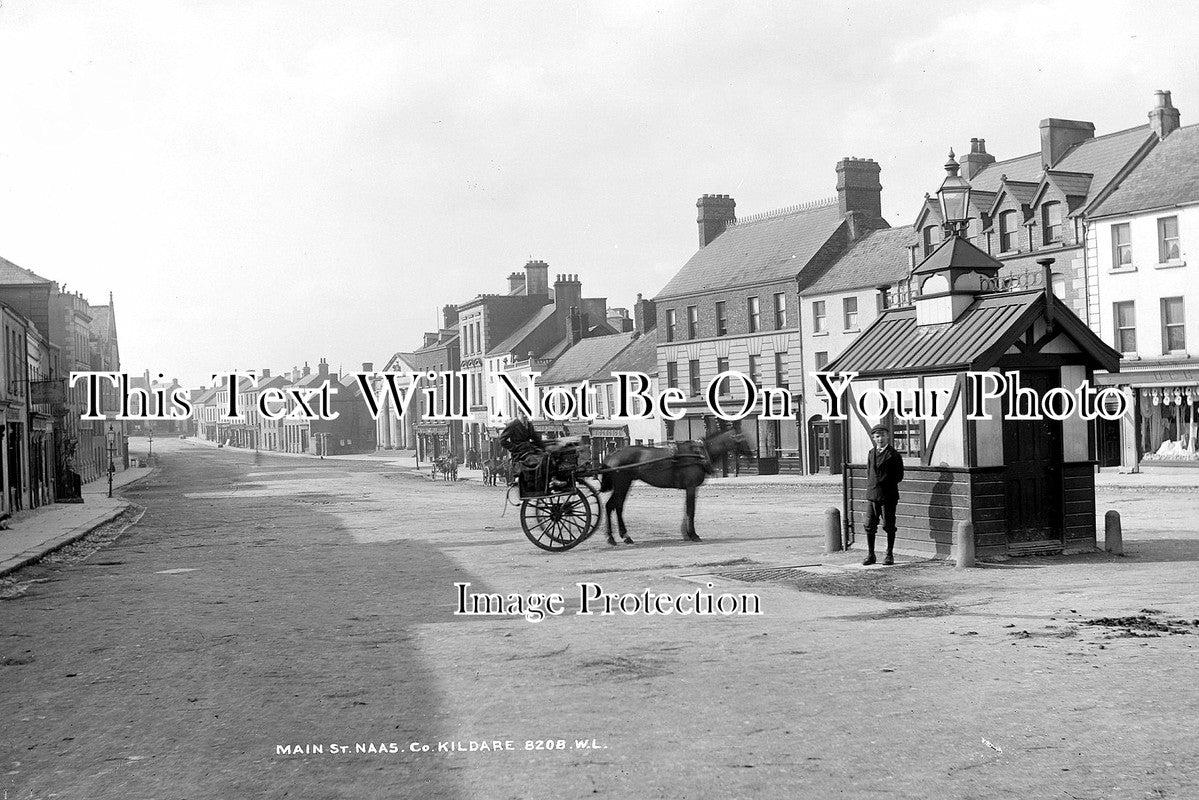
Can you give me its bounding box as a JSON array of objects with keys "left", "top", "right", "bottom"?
[
  {"left": 999, "top": 210, "right": 1019, "bottom": 252},
  {"left": 1042, "top": 201, "right": 1063, "bottom": 245}
]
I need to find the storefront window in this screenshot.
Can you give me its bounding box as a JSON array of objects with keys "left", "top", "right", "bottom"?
[{"left": 1139, "top": 389, "right": 1198, "bottom": 461}]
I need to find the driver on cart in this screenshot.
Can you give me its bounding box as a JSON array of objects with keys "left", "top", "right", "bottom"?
[{"left": 498, "top": 412, "right": 571, "bottom": 491}]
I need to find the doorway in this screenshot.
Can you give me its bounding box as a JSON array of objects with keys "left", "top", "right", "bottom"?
[{"left": 1002, "top": 370, "right": 1063, "bottom": 551}]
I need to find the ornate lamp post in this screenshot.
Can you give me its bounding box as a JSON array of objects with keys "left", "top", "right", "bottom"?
[
  {"left": 148, "top": 427, "right": 154, "bottom": 463},
  {"left": 106, "top": 424, "right": 117, "bottom": 498},
  {"left": 937, "top": 149, "right": 973, "bottom": 238}
]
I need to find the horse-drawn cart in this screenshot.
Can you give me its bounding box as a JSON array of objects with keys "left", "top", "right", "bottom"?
[
  {"left": 505, "top": 432, "right": 746, "bottom": 552},
  {"left": 507, "top": 438, "right": 603, "bottom": 552}
]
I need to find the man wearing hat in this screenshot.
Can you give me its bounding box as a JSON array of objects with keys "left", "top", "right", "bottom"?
[{"left": 863, "top": 424, "right": 905, "bottom": 565}]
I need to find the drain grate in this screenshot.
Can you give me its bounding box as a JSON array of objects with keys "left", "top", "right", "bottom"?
[{"left": 713, "top": 564, "right": 823, "bottom": 583}]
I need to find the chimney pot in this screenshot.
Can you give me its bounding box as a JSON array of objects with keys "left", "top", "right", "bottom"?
[{"left": 1149, "top": 88, "right": 1181, "bottom": 139}]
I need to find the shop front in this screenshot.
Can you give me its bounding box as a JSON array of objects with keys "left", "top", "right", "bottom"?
[{"left": 1096, "top": 364, "right": 1199, "bottom": 468}]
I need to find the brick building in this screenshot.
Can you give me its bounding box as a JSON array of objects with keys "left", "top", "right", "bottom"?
[{"left": 653, "top": 158, "right": 889, "bottom": 473}]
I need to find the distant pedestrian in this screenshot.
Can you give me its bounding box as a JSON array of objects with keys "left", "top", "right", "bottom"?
[{"left": 862, "top": 425, "right": 904, "bottom": 566}]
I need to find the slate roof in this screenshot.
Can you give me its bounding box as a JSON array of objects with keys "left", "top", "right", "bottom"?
[
  {"left": 805, "top": 227, "right": 916, "bottom": 295},
  {"left": 600, "top": 328, "right": 659, "bottom": 378},
  {"left": 966, "top": 125, "right": 1152, "bottom": 200},
  {"left": 967, "top": 154, "right": 1044, "bottom": 194},
  {"left": 487, "top": 305, "right": 558, "bottom": 358},
  {"left": 538, "top": 332, "right": 636, "bottom": 385},
  {"left": 826, "top": 290, "right": 1120, "bottom": 376},
  {"left": 1053, "top": 125, "right": 1153, "bottom": 195},
  {"left": 656, "top": 202, "right": 847, "bottom": 299},
  {"left": 0, "top": 256, "right": 52, "bottom": 285},
  {"left": 1091, "top": 123, "right": 1199, "bottom": 217}
]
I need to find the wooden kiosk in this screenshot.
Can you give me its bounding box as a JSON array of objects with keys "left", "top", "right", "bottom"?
[{"left": 825, "top": 235, "right": 1121, "bottom": 559}]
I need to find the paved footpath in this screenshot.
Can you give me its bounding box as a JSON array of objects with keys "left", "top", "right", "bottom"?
[{"left": 0, "top": 465, "right": 152, "bottom": 577}]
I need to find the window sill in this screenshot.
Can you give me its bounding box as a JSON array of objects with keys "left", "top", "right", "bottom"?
[
  {"left": 842, "top": 328, "right": 861, "bottom": 335},
  {"left": 1120, "top": 353, "right": 1140, "bottom": 360},
  {"left": 812, "top": 331, "right": 829, "bottom": 337},
  {"left": 1109, "top": 265, "right": 1137, "bottom": 274},
  {"left": 1155, "top": 260, "right": 1187, "bottom": 269}
]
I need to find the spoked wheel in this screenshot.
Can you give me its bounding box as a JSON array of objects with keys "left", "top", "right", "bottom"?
[{"left": 521, "top": 488, "right": 594, "bottom": 552}]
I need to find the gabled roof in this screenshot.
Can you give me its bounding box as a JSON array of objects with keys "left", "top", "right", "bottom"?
[
  {"left": 913, "top": 195, "right": 941, "bottom": 229},
  {"left": 487, "top": 305, "right": 558, "bottom": 358},
  {"left": 1091, "top": 123, "right": 1199, "bottom": 218},
  {"left": 600, "top": 328, "right": 660, "bottom": 378},
  {"left": 0, "top": 256, "right": 52, "bottom": 285},
  {"left": 656, "top": 202, "right": 847, "bottom": 299},
  {"left": 805, "top": 227, "right": 916, "bottom": 295},
  {"left": 826, "top": 290, "right": 1120, "bottom": 377},
  {"left": 912, "top": 235, "right": 1004, "bottom": 277},
  {"left": 988, "top": 178, "right": 1039, "bottom": 217},
  {"left": 1030, "top": 170, "right": 1094, "bottom": 215},
  {"left": 382, "top": 352, "right": 418, "bottom": 372},
  {"left": 538, "top": 332, "right": 637, "bottom": 385}
]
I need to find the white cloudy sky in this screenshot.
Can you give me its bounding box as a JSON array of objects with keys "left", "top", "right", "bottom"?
[{"left": 0, "top": 0, "right": 1195, "bottom": 387}]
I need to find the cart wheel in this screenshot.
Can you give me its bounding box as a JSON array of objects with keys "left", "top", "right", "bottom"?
[
  {"left": 521, "top": 488, "right": 593, "bottom": 552},
  {"left": 577, "top": 479, "right": 603, "bottom": 535}
]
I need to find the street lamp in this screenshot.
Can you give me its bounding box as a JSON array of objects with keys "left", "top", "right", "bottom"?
[
  {"left": 106, "top": 424, "right": 117, "bottom": 498},
  {"left": 937, "top": 149, "right": 973, "bottom": 238},
  {"left": 148, "top": 427, "right": 154, "bottom": 463}
]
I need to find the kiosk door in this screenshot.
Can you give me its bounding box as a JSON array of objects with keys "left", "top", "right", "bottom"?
[{"left": 1002, "top": 370, "right": 1063, "bottom": 550}]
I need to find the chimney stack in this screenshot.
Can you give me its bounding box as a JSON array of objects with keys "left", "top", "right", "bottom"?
[
  {"left": 507, "top": 271, "right": 526, "bottom": 294},
  {"left": 524, "top": 260, "right": 549, "bottom": 296},
  {"left": 442, "top": 304, "right": 459, "bottom": 330},
  {"left": 361, "top": 362, "right": 373, "bottom": 372},
  {"left": 261, "top": 368, "right": 271, "bottom": 379},
  {"left": 836, "top": 158, "right": 882, "bottom": 219},
  {"left": 696, "top": 194, "right": 736, "bottom": 247},
  {"left": 582, "top": 297, "right": 607, "bottom": 331},
  {"left": 1039, "top": 118, "right": 1095, "bottom": 168},
  {"left": 633, "top": 293, "right": 657, "bottom": 334},
  {"left": 553, "top": 273, "right": 583, "bottom": 325},
  {"left": 302, "top": 362, "right": 311, "bottom": 378},
  {"left": 1149, "top": 89, "right": 1181, "bottom": 140},
  {"left": 959, "top": 138, "right": 996, "bottom": 180},
  {"left": 318, "top": 358, "right": 330, "bottom": 378}
]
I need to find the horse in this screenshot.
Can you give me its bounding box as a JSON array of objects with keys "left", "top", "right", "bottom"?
[{"left": 598, "top": 429, "right": 752, "bottom": 546}]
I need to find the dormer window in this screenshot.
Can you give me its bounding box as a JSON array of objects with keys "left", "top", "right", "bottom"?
[
  {"left": 999, "top": 210, "right": 1019, "bottom": 252},
  {"left": 922, "top": 224, "right": 940, "bottom": 257},
  {"left": 1041, "top": 202, "right": 1063, "bottom": 246}
]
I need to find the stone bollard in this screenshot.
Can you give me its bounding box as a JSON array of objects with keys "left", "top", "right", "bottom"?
[
  {"left": 825, "top": 508, "right": 842, "bottom": 553},
  {"left": 1105, "top": 510, "right": 1123, "bottom": 556},
  {"left": 955, "top": 521, "right": 975, "bottom": 569}
]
